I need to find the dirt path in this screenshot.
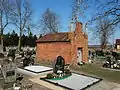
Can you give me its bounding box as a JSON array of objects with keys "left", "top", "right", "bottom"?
[{"left": 86, "top": 80, "right": 120, "bottom": 90}]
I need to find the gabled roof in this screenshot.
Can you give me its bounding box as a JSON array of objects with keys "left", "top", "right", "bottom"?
[
  {"left": 36, "top": 33, "right": 70, "bottom": 43},
  {"left": 116, "top": 39, "right": 120, "bottom": 45}
]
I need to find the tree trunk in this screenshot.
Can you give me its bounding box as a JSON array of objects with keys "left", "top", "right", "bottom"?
[
  {"left": 18, "top": 11, "right": 22, "bottom": 51},
  {"left": 0, "top": 30, "right": 3, "bottom": 53},
  {"left": 18, "top": 27, "right": 22, "bottom": 51},
  {"left": 0, "top": 12, "right": 3, "bottom": 53},
  {"left": 18, "top": 37, "right": 21, "bottom": 51},
  {"left": 101, "top": 43, "right": 107, "bottom": 49}
]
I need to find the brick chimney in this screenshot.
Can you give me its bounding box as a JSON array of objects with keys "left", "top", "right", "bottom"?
[{"left": 75, "top": 22, "right": 82, "bottom": 34}]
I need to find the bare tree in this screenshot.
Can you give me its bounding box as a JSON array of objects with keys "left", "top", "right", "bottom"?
[
  {"left": 0, "top": 0, "right": 13, "bottom": 52},
  {"left": 71, "top": 0, "right": 88, "bottom": 21},
  {"left": 93, "top": 0, "right": 120, "bottom": 26},
  {"left": 95, "top": 17, "right": 115, "bottom": 49},
  {"left": 39, "top": 8, "right": 60, "bottom": 35},
  {"left": 12, "top": 0, "right": 32, "bottom": 51}
]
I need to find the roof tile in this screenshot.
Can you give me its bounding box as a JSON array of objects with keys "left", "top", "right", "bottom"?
[
  {"left": 36, "top": 33, "right": 70, "bottom": 43},
  {"left": 116, "top": 39, "right": 120, "bottom": 45}
]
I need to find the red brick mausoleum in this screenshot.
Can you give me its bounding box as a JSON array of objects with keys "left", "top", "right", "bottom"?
[{"left": 36, "top": 22, "right": 88, "bottom": 64}]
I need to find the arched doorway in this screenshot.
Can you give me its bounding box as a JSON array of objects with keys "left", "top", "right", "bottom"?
[{"left": 77, "top": 48, "right": 82, "bottom": 63}]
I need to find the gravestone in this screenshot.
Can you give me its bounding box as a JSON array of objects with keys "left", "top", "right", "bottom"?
[
  {"left": 23, "top": 50, "right": 34, "bottom": 67},
  {"left": 0, "top": 59, "right": 16, "bottom": 82},
  {"left": 53, "top": 56, "right": 65, "bottom": 74}
]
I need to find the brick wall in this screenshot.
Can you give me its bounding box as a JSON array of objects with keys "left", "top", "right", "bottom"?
[{"left": 36, "top": 42, "right": 72, "bottom": 64}]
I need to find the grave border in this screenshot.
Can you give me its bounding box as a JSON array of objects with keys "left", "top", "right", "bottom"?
[{"left": 40, "top": 72, "right": 102, "bottom": 90}]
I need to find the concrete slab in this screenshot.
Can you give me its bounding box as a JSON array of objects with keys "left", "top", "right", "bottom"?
[
  {"left": 42, "top": 73, "right": 101, "bottom": 90},
  {"left": 24, "top": 65, "right": 52, "bottom": 73},
  {"left": 16, "top": 65, "right": 53, "bottom": 77}
]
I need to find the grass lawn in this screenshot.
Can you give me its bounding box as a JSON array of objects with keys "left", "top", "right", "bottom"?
[{"left": 71, "top": 63, "right": 120, "bottom": 84}]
